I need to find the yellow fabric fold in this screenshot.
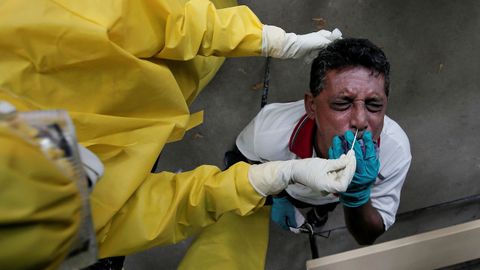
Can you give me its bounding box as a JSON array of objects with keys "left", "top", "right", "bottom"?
[
  {"left": 179, "top": 207, "right": 270, "bottom": 270},
  {"left": 0, "top": 127, "right": 81, "bottom": 270},
  {"left": 97, "top": 162, "right": 266, "bottom": 257}
]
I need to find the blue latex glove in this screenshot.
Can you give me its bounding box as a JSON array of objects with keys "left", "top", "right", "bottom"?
[
  {"left": 328, "top": 130, "right": 380, "bottom": 207},
  {"left": 271, "top": 197, "right": 298, "bottom": 230}
]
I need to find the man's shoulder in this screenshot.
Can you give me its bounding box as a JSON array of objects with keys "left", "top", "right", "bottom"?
[
  {"left": 382, "top": 115, "right": 411, "bottom": 154},
  {"left": 252, "top": 100, "right": 306, "bottom": 134},
  {"left": 379, "top": 116, "right": 412, "bottom": 173},
  {"left": 237, "top": 100, "right": 305, "bottom": 162},
  {"left": 257, "top": 100, "right": 305, "bottom": 125}
]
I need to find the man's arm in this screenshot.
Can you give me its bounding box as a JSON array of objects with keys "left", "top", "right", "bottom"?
[
  {"left": 343, "top": 200, "right": 385, "bottom": 245},
  {"left": 330, "top": 131, "right": 384, "bottom": 244}
]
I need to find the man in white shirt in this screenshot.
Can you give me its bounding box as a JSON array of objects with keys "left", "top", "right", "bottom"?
[
  {"left": 236, "top": 38, "right": 411, "bottom": 244},
  {"left": 180, "top": 38, "right": 411, "bottom": 270}
]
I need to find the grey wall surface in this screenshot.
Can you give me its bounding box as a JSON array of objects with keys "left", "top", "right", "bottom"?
[{"left": 126, "top": 1, "right": 480, "bottom": 269}]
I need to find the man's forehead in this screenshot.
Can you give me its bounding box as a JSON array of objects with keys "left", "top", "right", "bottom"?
[{"left": 322, "top": 67, "right": 386, "bottom": 97}]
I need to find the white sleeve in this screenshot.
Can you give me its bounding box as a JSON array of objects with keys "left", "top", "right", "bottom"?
[
  {"left": 372, "top": 157, "right": 411, "bottom": 230},
  {"left": 371, "top": 136, "right": 412, "bottom": 230}
]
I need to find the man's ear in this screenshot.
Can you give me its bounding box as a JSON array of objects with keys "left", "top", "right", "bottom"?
[{"left": 304, "top": 92, "right": 316, "bottom": 119}]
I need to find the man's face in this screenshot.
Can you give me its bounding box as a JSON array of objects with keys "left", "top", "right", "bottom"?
[{"left": 305, "top": 66, "right": 388, "bottom": 158}]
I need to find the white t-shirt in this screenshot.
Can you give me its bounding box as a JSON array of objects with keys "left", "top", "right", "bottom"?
[{"left": 236, "top": 100, "right": 412, "bottom": 230}]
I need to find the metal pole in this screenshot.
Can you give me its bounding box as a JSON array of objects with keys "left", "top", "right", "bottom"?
[{"left": 309, "top": 233, "right": 319, "bottom": 259}]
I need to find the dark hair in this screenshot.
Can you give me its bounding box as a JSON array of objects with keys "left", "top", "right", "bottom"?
[{"left": 309, "top": 38, "right": 390, "bottom": 96}]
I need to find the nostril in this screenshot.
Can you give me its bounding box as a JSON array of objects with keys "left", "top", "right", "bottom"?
[{"left": 350, "top": 128, "right": 365, "bottom": 139}]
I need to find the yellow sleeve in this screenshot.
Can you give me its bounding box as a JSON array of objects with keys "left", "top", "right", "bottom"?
[
  {"left": 155, "top": 0, "right": 264, "bottom": 59},
  {"left": 53, "top": 0, "right": 263, "bottom": 60},
  {"left": 95, "top": 161, "right": 266, "bottom": 257}
]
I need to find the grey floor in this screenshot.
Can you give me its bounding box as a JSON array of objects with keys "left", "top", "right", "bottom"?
[{"left": 125, "top": 0, "right": 480, "bottom": 269}]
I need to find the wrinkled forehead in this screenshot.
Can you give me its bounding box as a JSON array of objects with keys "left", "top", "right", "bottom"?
[{"left": 323, "top": 67, "right": 387, "bottom": 98}]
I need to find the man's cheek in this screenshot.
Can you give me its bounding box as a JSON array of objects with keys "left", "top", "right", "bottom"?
[
  {"left": 326, "top": 129, "right": 346, "bottom": 150},
  {"left": 372, "top": 122, "right": 384, "bottom": 141},
  {"left": 327, "top": 128, "right": 345, "bottom": 144}
]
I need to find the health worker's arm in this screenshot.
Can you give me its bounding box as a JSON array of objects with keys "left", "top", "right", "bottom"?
[
  {"left": 153, "top": 0, "right": 263, "bottom": 59},
  {"left": 344, "top": 144, "right": 412, "bottom": 245},
  {"left": 96, "top": 162, "right": 265, "bottom": 257},
  {"left": 53, "top": 0, "right": 263, "bottom": 60}
]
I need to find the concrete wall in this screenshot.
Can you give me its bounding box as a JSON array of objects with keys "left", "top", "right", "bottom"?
[{"left": 126, "top": 1, "right": 480, "bottom": 269}]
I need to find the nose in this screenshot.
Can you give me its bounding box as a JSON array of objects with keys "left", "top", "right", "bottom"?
[{"left": 350, "top": 102, "right": 368, "bottom": 132}]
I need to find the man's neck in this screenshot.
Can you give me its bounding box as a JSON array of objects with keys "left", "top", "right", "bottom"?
[{"left": 313, "top": 127, "right": 325, "bottom": 158}]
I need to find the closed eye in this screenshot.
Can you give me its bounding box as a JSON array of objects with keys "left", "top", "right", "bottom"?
[
  {"left": 331, "top": 102, "right": 351, "bottom": 111},
  {"left": 331, "top": 97, "right": 353, "bottom": 111},
  {"left": 366, "top": 102, "right": 383, "bottom": 112}
]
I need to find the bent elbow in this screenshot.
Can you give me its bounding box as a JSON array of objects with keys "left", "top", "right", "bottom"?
[
  {"left": 354, "top": 235, "right": 377, "bottom": 246},
  {"left": 352, "top": 226, "right": 384, "bottom": 245}
]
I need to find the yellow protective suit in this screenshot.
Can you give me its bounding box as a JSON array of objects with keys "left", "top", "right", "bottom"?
[
  {"left": 0, "top": 127, "right": 82, "bottom": 270},
  {"left": 179, "top": 208, "right": 271, "bottom": 270},
  {"left": 0, "top": 0, "right": 272, "bottom": 264}
]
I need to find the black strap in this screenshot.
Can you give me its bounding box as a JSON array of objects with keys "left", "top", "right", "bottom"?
[{"left": 260, "top": 57, "right": 271, "bottom": 108}]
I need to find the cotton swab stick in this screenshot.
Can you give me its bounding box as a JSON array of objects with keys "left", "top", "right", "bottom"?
[{"left": 350, "top": 129, "right": 359, "bottom": 151}]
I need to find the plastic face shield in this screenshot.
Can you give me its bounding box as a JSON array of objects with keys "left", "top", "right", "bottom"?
[{"left": 0, "top": 103, "right": 98, "bottom": 269}]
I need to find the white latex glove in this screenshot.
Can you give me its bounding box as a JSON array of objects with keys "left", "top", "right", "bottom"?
[
  {"left": 248, "top": 150, "right": 356, "bottom": 196},
  {"left": 261, "top": 25, "right": 342, "bottom": 62}
]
